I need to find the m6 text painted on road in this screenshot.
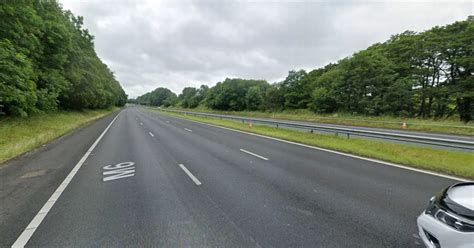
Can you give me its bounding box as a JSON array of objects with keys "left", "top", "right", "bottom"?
[{"left": 102, "top": 162, "right": 135, "bottom": 182}]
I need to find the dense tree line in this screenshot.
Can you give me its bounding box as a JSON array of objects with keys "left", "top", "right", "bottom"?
[
  {"left": 137, "top": 17, "right": 473, "bottom": 122},
  {"left": 0, "top": 1, "right": 126, "bottom": 117},
  {"left": 135, "top": 87, "right": 177, "bottom": 107}
]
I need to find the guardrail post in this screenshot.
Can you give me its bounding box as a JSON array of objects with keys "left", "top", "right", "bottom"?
[{"left": 167, "top": 110, "right": 473, "bottom": 150}]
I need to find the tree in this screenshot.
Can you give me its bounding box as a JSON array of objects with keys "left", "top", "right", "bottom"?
[
  {"left": 135, "top": 17, "right": 473, "bottom": 122},
  {"left": 163, "top": 94, "right": 178, "bottom": 107},
  {"left": 179, "top": 87, "right": 198, "bottom": 108},
  {"left": 0, "top": 40, "right": 37, "bottom": 116},
  {"left": 308, "top": 66, "right": 342, "bottom": 113},
  {"left": 193, "top": 85, "right": 209, "bottom": 107},
  {"left": 246, "top": 86, "right": 264, "bottom": 111},
  {"left": 0, "top": 1, "right": 127, "bottom": 116},
  {"left": 441, "top": 18, "right": 474, "bottom": 122},
  {"left": 205, "top": 78, "right": 269, "bottom": 111},
  {"left": 281, "top": 70, "right": 311, "bottom": 109},
  {"left": 263, "top": 84, "right": 285, "bottom": 111},
  {"left": 136, "top": 87, "right": 176, "bottom": 107}
]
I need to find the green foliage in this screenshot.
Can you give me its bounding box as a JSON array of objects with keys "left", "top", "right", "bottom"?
[
  {"left": 263, "top": 84, "right": 285, "bottom": 111},
  {"left": 281, "top": 70, "right": 310, "bottom": 109},
  {"left": 0, "top": 40, "right": 37, "bottom": 116},
  {"left": 204, "top": 78, "right": 269, "bottom": 111},
  {"left": 138, "top": 17, "right": 473, "bottom": 122},
  {"left": 308, "top": 65, "right": 344, "bottom": 113},
  {"left": 155, "top": 109, "right": 474, "bottom": 179},
  {"left": 246, "top": 86, "right": 264, "bottom": 110},
  {"left": 0, "top": 108, "right": 117, "bottom": 163},
  {"left": 162, "top": 93, "right": 178, "bottom": 107},
  {"left": 0, "top": 1, "right": 126, "bottom": 117},
  {"left": 310, "top": 87, "right": 337, "bottom": 113},
  {"left": 136, "top": 87, "right": 177, "bottom": 107},
  {"left": 306, "top": 17, "right": 473, "bottom": 122},
  {"left": 179, "top": 87, "right": 199, "bottom": 108},
  {"left": 174, "top": 85, "right": 210, "bottom": 108}
]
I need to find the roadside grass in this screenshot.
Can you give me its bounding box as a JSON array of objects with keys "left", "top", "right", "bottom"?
[
  {"left": 0, "top": 108, "right": 118, "bottom": 164},
  {"left": 166, "top": 107, "right": 474, "bottom": 136},
  {"left": 150, "top": 108, "right": 474, "bottom": 179}
]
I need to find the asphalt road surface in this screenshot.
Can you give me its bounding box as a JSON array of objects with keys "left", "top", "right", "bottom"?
[
  {"left": 0, "top": 106, "right": 462, "bottom": 247},
  {"left": 162, "top": 109, "right": 474, "bottom": 143},
  {"left": 158, "top": 109, "right": 474, "bottom": 152}
]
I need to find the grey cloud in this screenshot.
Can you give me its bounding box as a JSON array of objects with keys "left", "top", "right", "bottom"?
[{"left": 60, "top": 0, "right": 472, "bottom": 98}]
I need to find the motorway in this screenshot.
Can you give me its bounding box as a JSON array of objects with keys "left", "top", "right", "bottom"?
[
  {"left": 0, "top": 106, "right": 461, "bottom": 247},
  {"left": 159, "top": 109, "right": 474, "bottom": 151}
]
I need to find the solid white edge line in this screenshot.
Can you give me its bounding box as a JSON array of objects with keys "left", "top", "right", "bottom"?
[
  {"left": 178, "top": 164, "right": 202, "bottom": 185},
  {"left": 12, "top": 111, "right": 122, "bottom": 248},
  {"left": 160, "top": 113, "right": 469, "bottom": 182},
  {"left": 149, "top": 132, "right": 154, "bottom": 137},
  {"left": 240, "top": 149, "right": 269, "bottom": 161},
  {"left": 184, "top": 128, "right": 192, "bottom": 132}
]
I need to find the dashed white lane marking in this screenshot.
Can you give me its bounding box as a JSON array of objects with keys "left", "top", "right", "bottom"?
[
  {"left": 166, "top": 121, "right": 170, "bottom": 123},
  {"left": 178, "top": 164, "right": 202, "bottom": 185},
  {"left": 240, "top": 149, "right": 269, "bottom": 161},
  {"left": 140, "top": 122, "right": 143, "bottom": 126},
  {"left": 12, "top": 112, "right": 122, "bottom": 248},
  {"left": 170, "top": 116, "right": 467, "bottom": 182},
  {"left": 184, "top": 128, "right": 192, "bottom": 132},
  {"left": 149, "top": 132, "right": 154, "bottom": 137}
]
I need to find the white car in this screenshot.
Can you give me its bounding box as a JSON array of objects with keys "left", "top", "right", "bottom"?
[{"left": 417, "top": 182, "right": 474, "bottom": 248}]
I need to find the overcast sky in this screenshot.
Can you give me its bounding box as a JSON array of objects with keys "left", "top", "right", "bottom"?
[{"left": 60, "top": 0, "right": 472, "bottom": 98}]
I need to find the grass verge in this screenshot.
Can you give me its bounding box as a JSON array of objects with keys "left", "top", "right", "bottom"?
[
  {"left": 0, "top": 108, "right": 118, "bottom": 164},
  {"left": 150, "top": 108, "right": 474, "bottom": 179},
  {"left": 166, "top": 107, "right": 474, "bottom": 136}
]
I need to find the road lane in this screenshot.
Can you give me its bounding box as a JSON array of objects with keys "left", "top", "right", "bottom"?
[
  {"left": 26, "top": 107, "right": 257, "bottom": 247},
  {"left": 13, "top": 112, "right": 122, "bottom": 247},
  {"left": 0, "top": 111, "right": 121, "bottom": 247},
  {"left": 178, "top": 164, "right": 202, "bottom": 186},
  {"left": 4, "top": 106, "right": 461, "bottom": 247},
  {"left": 239, "top": 149, "right": 269, "bottom": 161},
  {"left": 135, "top": 107, "right": 458, "bottom": 247},
  {"left": 161, "top": 109, "right": 473, "bottom": 142}
]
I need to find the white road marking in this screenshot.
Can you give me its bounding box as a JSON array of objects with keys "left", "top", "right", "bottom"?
[
  {"left": 166, "top": 121, "right": 170, "bottom": 123},
  {"left": 12, "top": 112, "right": 122, "bottom": 248},
  {"left": 149, "top": 132, "right": 154, "bottom": 137},
  {"left": 178, "top": 164, "right": 202, "bottom": 185},
  {"left": 184, "top": 128, "right": 192, "bottom": 132},
  {"left": 140, "top": 122, "right": 143, "bottom": 125},
  {"left": 103, "top": 162, "right": 135, "bottom": 182},
  {"left": 240, "top": 149, "right": 269, "bottom": 161},
  {"left": 165, "top": 115, "right": 468, "bottom": 182}
]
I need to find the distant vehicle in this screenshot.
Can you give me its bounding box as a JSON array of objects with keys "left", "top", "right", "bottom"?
[{"left": 417, "top": 182, "right": 474, "bottom": 248}]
